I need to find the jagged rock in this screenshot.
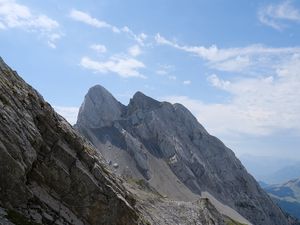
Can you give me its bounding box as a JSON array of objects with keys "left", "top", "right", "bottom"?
[
  {"left": 77, "top": 85, "right": 125, "bottom": 128},
  {"left": 76, "top": 84, "right": 292, "bottom": 225},
  {"left": 0, "top": 58, "right": 145, "bottom": 225}
]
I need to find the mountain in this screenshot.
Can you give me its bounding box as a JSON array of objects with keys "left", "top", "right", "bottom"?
[
  {"left": 76, "top": 84, "right": 291, "bottom": 225},
  {"left": 264, "top": 178, "right": 300, "bottom": 220},
  {"left": 0, "top": 57, "right": 257, "bottom": 225},
  {"left": 240, "top": 154, "right": 300, "bottom": 184},
  {"left": 0, "top": 58, "right": 146, "bottom": 224}
]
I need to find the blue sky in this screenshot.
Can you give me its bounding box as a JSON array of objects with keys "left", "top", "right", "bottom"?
[{"left": 1, "top": 0, "right": 300, "bottom": 160}]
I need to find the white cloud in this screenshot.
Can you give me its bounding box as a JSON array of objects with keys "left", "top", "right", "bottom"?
[
  {"left": 207, "top": 74, "right": 230, "bottom": 90},
  {"left": 183, "top": 80, "right": 191, "bottom": 85},
  {"left": 155, "top": 33, "right": 300, "bottom": 73},
  {"left": 128, "top": 45, "right": 141, "bottom": 57},
  {"left": 122, "top": 26, "right": 147, "bottom": 46},
  {"left": 258, "top": 0, "right": 300, "bottom": 30},
  {"left": 0, "top": 0, "right": 61, "bottom": 47},
  {"left": 54, "top": 106, "right": 79, "bottom": 125},
  {"left": 214, "top": 56, "right": 251, "bottom": 72},
  {"left": 69, "top": 9, "right": 120, "bottom": 33},
  {"left": 47, "top": 33, "right": 62, "bottom": 48},
  {"left": 90, "top": 44, "right": 107, "bottom": 53},
  {"left": 80, "top": 56, "right": 146, "bottom": 78},
  {"left": 164, "top": 55, "right": 300, "bottom": 137},
  {"left": 69, "top": 10, "right": 149, "bottom": 46}
]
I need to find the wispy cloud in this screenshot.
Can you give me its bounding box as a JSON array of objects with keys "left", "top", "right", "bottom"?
[
  {"left": 47, "top": 33, "right": 62, "bottom": 49},
  {"left": 122, "top": 26, "right": 147, "bottom": 46},
  {"left": 155, "top": 64, "right": 174, "bottom": 76},
  {"left": 0, "top": 0, "right": 61, "bottom": 47},
  {"left": 90, "top": 44, "right": 107, "bottom": 53},
  {"left": 165, "top": 54, "right": 300, "bottom": 137},
  {"left": 80, "top": 56, "right": 146, "bottom": 78},
  {"left": 69, "top": 9, "right": 149, "bottom": 47},
  {"left": 155, "top": 64, "right": 178, "bottom": 81},
  {"left": 207, "top": 74, "right": 230, "bottom": 90},
  {"left": 69, "top": 9, "right": 120, "bottom": 33},
  {"left": 128, "top": 45, "right": 141, "bottom": 57},
  {"left": 155, "top": 33, "right": 300, "bottom": 73},
  {"left": 71, "top": 12, "right": 149, "bottom": 78},
  {"left": 258, "top": 0, "right": 300, "bottom": 30},
  {"left": 183, "top": 80, "right": 191, "bottom": 85},
  {"left": 54, "top": 106, "right": 79, "bottom": 125},
  {"left": 214, "top": 56, "right": 251, "bottom": 72}
]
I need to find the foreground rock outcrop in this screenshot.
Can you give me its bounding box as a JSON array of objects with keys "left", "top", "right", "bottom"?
[
  {"left": 0, "top": 58, "right": 147, "bottom": 225},
  {"left": 76, "top": 85, "right": 292, "bottom": 225}
]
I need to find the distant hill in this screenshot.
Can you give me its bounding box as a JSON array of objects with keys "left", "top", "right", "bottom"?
[{"left": 264, "top": 178, "right": 300, "bottom": 220}]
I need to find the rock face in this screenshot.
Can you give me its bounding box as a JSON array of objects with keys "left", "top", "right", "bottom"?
[
  {"left": 0, "top": 58, "right": 147, "bottom": 225},
  {"left": 77, "top": 85, "right": 125, "bottom": 129},
  {"left": 76, "top": 84, "right": 291, "bottom": 225}
]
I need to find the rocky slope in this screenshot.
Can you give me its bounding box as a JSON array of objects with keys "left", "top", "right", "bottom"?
[
  {"left": 0, "top": 58, "right": 248, "bottom": 225},
  {"left": 76, "top": 84, "right": 291, "bottom": 225},
  {"left": 0, "top": 57, "right": 148, "bottom": 225},
  {"left": 264, "top": 178, "right": 300, "bottom": 220}
]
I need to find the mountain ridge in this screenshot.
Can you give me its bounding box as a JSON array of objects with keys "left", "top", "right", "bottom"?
[
  {"left": 76, "top": 84, "right": 291, "bottom": 225},
  {"left": 264, "top": 178, "right": 300, "bottom": 220}
]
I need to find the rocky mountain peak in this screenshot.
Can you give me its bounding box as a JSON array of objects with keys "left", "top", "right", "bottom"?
[
  {"left": 285, "top": 178, "right": 300, "bottom": 187},
  {"left": 76, "top": 84, "right": 293, "bottom": 225},
  {"left": 127, "top": 91, "right": 161, "bottom": 114},
  {"left": 77, "top": 84, "right": 124, "bottom": 128},
  {"left": 87, "top": 84, "right": 112, "bottom": 98}
]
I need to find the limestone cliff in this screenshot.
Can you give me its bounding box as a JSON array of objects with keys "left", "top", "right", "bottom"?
[{"left": 76, "top": 84, "right": 291, "bottom": 225}]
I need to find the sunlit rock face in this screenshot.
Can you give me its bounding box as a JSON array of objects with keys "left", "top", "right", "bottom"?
[{"left": 76, "top": 83, "right": 291, "bottom": 225}]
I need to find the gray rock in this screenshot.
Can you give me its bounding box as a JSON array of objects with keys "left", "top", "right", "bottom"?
[
  {"left": 77, "top": 85, "right": 125, "bottom": 128},
  {"left": 0, "top": 57, "right": 146, "bottom": 225},
  {"left": 76, "top": 84, "right": 292, "bottom": 225}
]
